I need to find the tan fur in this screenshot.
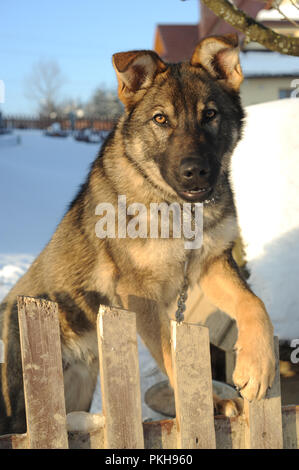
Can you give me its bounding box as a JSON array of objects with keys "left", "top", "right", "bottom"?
[{"left": 200, "top": 253, "right": 275, "bottom": 401}]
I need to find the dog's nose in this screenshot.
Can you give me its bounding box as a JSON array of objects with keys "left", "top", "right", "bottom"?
[{"left": 179, "top": 158, "right": 210, "bottom": 185}]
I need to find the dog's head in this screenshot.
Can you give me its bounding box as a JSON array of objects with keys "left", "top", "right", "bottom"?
[{"left": 112, "top": 34, "right": 244, "bottom": 203}]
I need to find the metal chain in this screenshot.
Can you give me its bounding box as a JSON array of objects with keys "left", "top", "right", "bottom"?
[
  {"left": 174, "top": 204, "right": 195, "bottom": 323},
  {"left": 175, "top": 259, "right": 189, "bottom": 323},
  {"left": 174, "top": 200, "right": 213, "bottom": 322}
]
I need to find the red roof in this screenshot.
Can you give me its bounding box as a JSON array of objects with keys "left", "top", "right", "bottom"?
[
  {"left": 154, "top": 24, "right": 199, "bottom": 63},
  {"left": 154, "top": 1, "right": 265, "bottom": 62}
]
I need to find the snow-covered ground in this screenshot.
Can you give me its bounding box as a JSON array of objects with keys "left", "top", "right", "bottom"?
[
  {"left": 0, "top": 130, "right": 98, "bottom": 254},
  {"left": 231, "top": 98, "right": 299, "bottom": 340},
  {"left": 0, "top": 254, "right": 34, "bottom": 301},
  {"left": 1, "top": 98, "right": 299, "bottom": 417}
]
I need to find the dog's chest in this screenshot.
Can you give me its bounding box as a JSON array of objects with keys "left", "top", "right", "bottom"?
[
  {"left": 126, "top": 238, "right": 201, "bottom": 301},
  {"left": 126, "top": 213, "right": 238, "bottom": 295}
]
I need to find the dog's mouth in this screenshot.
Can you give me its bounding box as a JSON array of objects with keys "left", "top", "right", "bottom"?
[{"left": 178, "top": 186, "right": 213, "bottom": 202}]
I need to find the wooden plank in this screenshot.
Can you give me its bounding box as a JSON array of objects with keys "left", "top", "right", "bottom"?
[
  {"left": 54, "top": 406, "right": 299, "bottom": 449},
  {"left": 17, "top": 296, "right": 68, "bottom": 449},
  {"left": 0, "top": 433, "right": 28, "bottom": 449},
  {"left": 144, "top": 419, "right": 177, "bottom": 449},
  {"left": 97, "top": 305, "right": 144, "bottom": 449},
  {"left": 171, "top": 321, "right": 216, "bottom": 449},
  {"left": 214, "top": 415, "right": 245, "bottom": 449},
  {"left": 244, "top": 336, "right": 283, "bottom": 449},
  {"left": 282, "top": 405, "right": 299, "bottom": 449}
]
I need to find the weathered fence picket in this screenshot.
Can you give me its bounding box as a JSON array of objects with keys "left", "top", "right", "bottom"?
[
  {"left": 97, "top": 305, "right": 144, "bottom": 449},
  {"left": 17, "top": 296, "right": 68, "bottom": 449},
  {"left": 0, "top": 298, "right": 297, "bottom": 449},
  {"left": 244, "top": 337, "right": 283, "bottom": 449},
  {"left": 171, "top": 321, "right": 216, "bottom": 449}
]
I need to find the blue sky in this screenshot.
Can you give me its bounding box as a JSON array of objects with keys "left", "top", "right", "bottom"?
[{"left": 1, "top": 0, "right": 199, "bottom": 115}]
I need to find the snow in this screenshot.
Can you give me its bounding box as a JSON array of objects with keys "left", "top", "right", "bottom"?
[
  {"left": 256, "top": 4, "right": 299, "bottom": 21},
  {"left": 0, "top": 133, "right": 21, "bottom": 148},
  {"left": 0, "top": 98, "right": 299, "bottom": 417},
  {"left": 231, "top": 98, "right": 299, "bottom": 340},
  {"left": 239, "top": 50, "right": 299, "bottom": 77},
  {"left": 0, "top": 254, "right": 34, "bottom": 301},
  {"left": 0, "top": 131, "right": 98, "bottom": 254},
  {"left": 239, "top": 1, "right": 299, "bottom": 79}
]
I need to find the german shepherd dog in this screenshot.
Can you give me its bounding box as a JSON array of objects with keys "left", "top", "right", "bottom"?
[{"left": 0, "top": 34, "right": 275, "bottom": 434}]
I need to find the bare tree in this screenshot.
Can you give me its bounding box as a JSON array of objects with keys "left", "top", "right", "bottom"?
[
  {"left": 85, "top": 87, "right": 123, "bottom": 119},
  {"left": 183, "top": 0, "right": 299, "bottom": 56},
  {"left": 24, "top": 60, "right": 66, "bottom": 117}
]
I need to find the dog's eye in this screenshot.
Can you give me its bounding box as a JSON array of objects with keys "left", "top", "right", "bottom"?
[
  {"left": 203, "top": 109, "right": 217, "bottom": 121},
  {"left": 153, "top": 114, "right": 168, "bottom": 126}
]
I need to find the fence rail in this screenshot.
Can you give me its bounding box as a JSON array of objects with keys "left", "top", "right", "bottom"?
[
  {"left": 3, "top": 115, "right": 119, "bottom": 131},
  {"left": 0, "top": 296, "right": 298, "bottom": 449}
]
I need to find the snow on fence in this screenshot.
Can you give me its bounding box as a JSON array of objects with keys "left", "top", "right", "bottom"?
[{"left": 0, "top": 296, "right": 298, "bottom": 449}]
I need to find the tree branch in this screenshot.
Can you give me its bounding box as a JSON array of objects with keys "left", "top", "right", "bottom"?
[
  {"left": 290, "top": 0, "right": 299, "bottom": 12},
  {"left": 271, "top": 0, "right": 299, "bottom": 28},
  {"left": 201, "top": 0, "right": 299, "bottom": 56}
]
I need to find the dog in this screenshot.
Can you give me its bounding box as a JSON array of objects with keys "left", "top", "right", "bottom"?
[{"left": 0, "top": 34, "right": 275, "bottom": 434}]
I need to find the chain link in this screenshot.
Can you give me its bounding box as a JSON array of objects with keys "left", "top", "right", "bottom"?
[
  {"left": 175, "top": 279, "right": 188, "bottom": 323},
  {"left": 175, "top": 259, "right": 189, "bottom": 323}
]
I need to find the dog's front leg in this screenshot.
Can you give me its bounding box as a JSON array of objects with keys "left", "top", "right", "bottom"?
[{"left": 199, "top": 249, "right": 275, "bottom": 402}]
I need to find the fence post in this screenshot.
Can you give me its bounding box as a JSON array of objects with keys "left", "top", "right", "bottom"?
[
  {"left": 244, "top": 336, "right": 283, "bottom": 449},
  {"left": 97, "top": 305, "right": 144, "bottom": 449},
  {"left": 17, "top": 296, "right": 68, "bottom": 449},
  {"left": 171, "top": 321, "right": 216, "bottom": 449}
]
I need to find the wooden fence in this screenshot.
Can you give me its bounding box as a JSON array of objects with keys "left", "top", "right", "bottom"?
[
  {"left": 0, "top": 296, "right": 298, "bottom": 449},
  {"left": 3, "top": 116, "right": 118, "bottom": 131}
]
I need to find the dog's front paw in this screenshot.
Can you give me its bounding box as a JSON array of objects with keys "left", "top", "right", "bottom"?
[{"left": 233, "top": 333, "right": 276, "bottom": 401}]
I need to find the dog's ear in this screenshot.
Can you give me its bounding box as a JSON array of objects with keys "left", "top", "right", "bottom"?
[
  {"left": 112, "top": 50, "right": 167, "bottom": 107},
  {"left": 190, "top": 34, "right": 243, "bottom": 91}
]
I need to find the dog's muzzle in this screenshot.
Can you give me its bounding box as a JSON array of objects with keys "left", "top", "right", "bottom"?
[{"left": 177, "top": 158, "right": 213, "bottom": 202}]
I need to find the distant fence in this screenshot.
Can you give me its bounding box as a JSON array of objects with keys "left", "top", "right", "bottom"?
[{"left": 3, "top": 115, "right": 119, "bottom": 131}]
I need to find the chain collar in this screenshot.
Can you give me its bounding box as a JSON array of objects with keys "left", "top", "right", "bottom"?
[
  {"left": 175, "top": 204, "right": 195, "bottom": 323},
  {"left": 175, "top": 200, "right": 212, "bottom": 322},
  {"left": 175, "top": 258, "right": 189, "bottom": 323}
]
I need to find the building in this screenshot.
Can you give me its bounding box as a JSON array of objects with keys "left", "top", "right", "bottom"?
[{"left": 154, "top": 1, "right": 299, "bottom": 106}]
